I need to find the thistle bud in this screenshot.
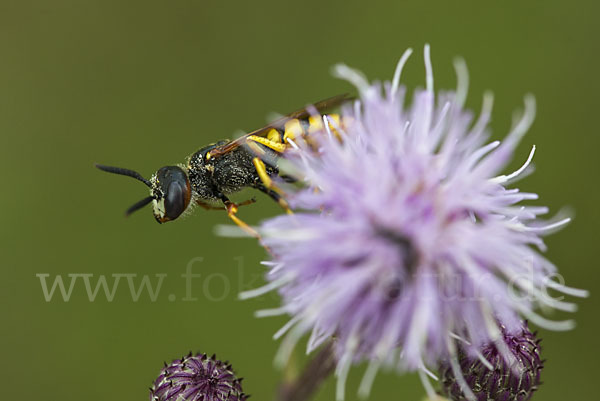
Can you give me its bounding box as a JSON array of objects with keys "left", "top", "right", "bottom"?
[
  {"left": 440, "top": 323, "right": 543, "bottom": 401},
  {"left": 150, "top": 352, "right": 248, "bottom": 401}
]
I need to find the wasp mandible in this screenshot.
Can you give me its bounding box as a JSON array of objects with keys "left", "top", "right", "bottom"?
[{"left": 96, "top": 94, "right": 351, "bottom": 236}]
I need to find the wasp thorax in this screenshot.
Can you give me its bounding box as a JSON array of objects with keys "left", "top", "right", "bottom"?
[{"left": 151, "top": 166, "right": 191, "bottom": 223}]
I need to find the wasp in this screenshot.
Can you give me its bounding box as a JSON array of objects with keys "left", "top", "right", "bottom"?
[{"left": 96, "top": 94, "right": 351, "bottom": 236}]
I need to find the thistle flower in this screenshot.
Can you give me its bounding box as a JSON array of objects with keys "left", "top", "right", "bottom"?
[
  {"left": 150, "top": 352, "right": 248, "bottom": 401},
  {"left": 440, "top": 321, "right": 543, "bottom": 401},
  {"left": 240, "top": 45, "right": 588, "bottom": 400}
]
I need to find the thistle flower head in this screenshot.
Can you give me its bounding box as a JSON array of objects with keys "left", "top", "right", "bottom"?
[
  {"left": 150, "top": 352, "right": 248, "bottom": 401},
  {"left": 241, "top": 45, "right": 587, "bottom": 400},
  {"left": 440, "top": 321, "right": 543, "bottom": 401}
]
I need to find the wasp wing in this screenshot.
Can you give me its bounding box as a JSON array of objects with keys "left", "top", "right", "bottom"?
[{"left": 207, "top": 94, "right": 353, "bottom": 158}]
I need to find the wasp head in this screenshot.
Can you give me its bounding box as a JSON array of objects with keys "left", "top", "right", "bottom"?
[
  {"left": 95, "top": 164, "right": 191, "bottom": 224},
  {"left": 150, "top": 166, "right": 192, "bottom": 223}
]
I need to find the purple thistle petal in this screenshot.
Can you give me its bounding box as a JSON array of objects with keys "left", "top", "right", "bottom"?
[{"left": 245, "top": 46, "right": 588, "bottom": 400}]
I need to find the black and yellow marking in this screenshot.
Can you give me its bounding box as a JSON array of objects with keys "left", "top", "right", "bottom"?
[
  {"left": 246, "top": 135, "right": 287, "bottom": 153},
  {"left": 237, "top": 113, "right": 345, "bottom": 217},
  {"left": 251, "top": 114, "right": 343, "bottom": 149}
]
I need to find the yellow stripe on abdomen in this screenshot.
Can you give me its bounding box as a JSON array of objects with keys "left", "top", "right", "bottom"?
[
  {"left": 274, "top": 113, "right": 347, "bottom": 149},
  {"left": 283, "top": 119, "right": 305, "bottom": 143},
  {"left": 267, "top": 128, "right": 282, "bottom": 143}
]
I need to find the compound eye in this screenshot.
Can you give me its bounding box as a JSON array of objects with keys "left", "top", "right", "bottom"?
[
  {"left": 165, "top": 181, "right": 186, "bottom": 220},
  {"left": 155, "top": 165, "right": 191, "bottom": 222}
]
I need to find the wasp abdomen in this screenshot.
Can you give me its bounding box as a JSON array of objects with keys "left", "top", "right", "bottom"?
[{"left": 265, "top": 114, "right": 343, "bottom": 148}]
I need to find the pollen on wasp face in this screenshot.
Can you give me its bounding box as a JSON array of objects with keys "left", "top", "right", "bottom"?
[
  {"left": 440, "top": 322, "right": 543, "bottom": 401},
  {"left": 150, "top": 352, "right": 248, "bottom": 401}
]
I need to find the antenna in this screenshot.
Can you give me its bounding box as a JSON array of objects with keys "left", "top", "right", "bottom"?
[
  {"left": 125, "top": 196, "right": 154, "bottom": 216},
  {"left": 95, "top": 163, "right": 152, "bottom": 188}
]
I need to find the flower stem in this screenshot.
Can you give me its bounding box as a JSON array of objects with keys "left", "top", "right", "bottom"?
[{"left": 276, "top": 342, "right": 337, "bottom": 401}]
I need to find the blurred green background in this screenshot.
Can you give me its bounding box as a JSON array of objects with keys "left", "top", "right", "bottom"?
[{"left": 1, "top": 1, "right": 598, "bottom": 400}]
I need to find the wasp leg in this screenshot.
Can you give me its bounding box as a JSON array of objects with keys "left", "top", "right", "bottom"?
[
  {"left": 252, "top": 157, "right": 292, "bottom": 214},
  {"left": 197, "top": 198, "right": 256, "bottom": 211},
  {"left": 252, "top": 157, "right": 276, "bottom": 189},
  {"left": 244, "top": 138, "right": 280, "bottom": 168},
  {"left": 244, "top": 137, "right": 292, "bottom": 213},
  {"left": 255, "top": 183, "right": 292, "bottom": 211},
  {"left": 226, "top": 204, "right": 260, "bottom": 238},
  {"left": 196, "top": 200, "right": 224, "bottom": 211},
  {"left": 216, "top": 193, "right": 262, "bottom": 239},
  {"left": 237, "top": 197, "right": 257, "bottom": 207},
  {"left": 247, "top": 135, "right": 287, "bottom": 153},
  {"left": 279, "top": 174, "right": 298, "bottom": 183}
]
